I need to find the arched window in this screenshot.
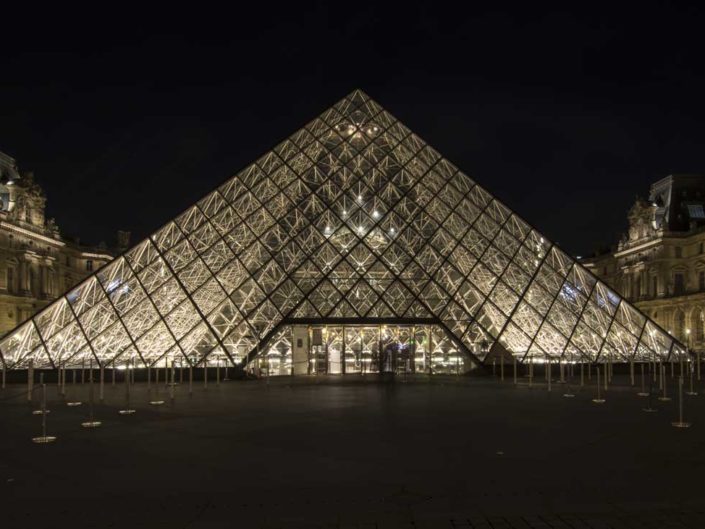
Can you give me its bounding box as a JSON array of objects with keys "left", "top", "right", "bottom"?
[{"left": 674, "top": 309, "right": 686, "bottom": 341}]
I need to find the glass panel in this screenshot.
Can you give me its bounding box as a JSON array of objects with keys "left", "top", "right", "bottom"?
[{"left": 261, "top": 327, "right": 292, "bottom": 376}]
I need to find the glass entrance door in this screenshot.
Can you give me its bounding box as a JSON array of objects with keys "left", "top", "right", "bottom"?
[
  {"left": 256, "top": 322, "right": 470, "bottom": 376},
  {"left": 344, "top": 326, "right": 381, "bottom": 374}
]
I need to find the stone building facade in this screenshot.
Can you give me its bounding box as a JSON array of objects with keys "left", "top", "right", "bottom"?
[
  {"left": 0, "top": 151, "right": 124, "bottom": 336},
  {"left": 583, "top": 174, "right": 705, "bottom": 352}
]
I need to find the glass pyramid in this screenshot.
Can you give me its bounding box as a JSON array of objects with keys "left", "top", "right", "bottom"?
[{"left": 0, "top": 90, "right": 685, "bottom": 372}]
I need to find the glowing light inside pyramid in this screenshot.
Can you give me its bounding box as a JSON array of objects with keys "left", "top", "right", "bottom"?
[{"left": 0, "top": 89, "right": 686, "bottom": 371}]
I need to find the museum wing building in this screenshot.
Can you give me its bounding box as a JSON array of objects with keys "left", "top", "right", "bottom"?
[
  {"left": 0, "top": 152, "right": 118, "bottom": 336},
  {"left": 584, "top": 174, "right": 705, "bottom": 354}
]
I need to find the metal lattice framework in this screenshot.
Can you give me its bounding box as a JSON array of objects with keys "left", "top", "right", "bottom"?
[{"left": 0, "top": 89, "right": 686, "bottom": 370}]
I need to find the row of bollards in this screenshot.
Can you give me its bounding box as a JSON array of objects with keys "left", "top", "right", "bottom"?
[
  {"left": 18, "top": 358, "right": 233, "bottom": 444},
  {"left": 492, "top": 357, "right": 697, "bottom": 428}
]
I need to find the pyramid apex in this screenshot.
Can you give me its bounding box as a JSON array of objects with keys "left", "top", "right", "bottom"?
[
  {"left": 347, "top": 88, "right": 368, "bottom": 96},
  {"left": 345, "top": 88, "right": 373, "bottom": 106}
]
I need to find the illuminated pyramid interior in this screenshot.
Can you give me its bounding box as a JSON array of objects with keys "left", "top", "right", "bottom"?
[{"left": 0, "top": 90, "right": 685, "bottom": 376}]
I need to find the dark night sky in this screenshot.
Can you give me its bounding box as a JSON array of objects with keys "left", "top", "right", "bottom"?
[{"left": 2, "top": 3, "right": 704, "bottom": 256}]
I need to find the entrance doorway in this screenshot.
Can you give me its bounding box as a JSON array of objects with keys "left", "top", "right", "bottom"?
[{"left": 255, "top": 322, "right": 468, "bottom": 376}]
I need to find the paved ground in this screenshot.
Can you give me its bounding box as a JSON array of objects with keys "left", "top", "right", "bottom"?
[{"left": 0, "top": 370, "right": 704, "bottom": 528}]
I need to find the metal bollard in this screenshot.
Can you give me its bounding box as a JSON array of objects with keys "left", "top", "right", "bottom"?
[
  {"left": 204, "top": 364, "right": 208, "bottom": 389},
  {"left": 513, "top": 357, "right": 517, "bottom": 385},
  {"left": 27, "top": 360, "right": 34, "bottom": 402},
  {"left": 672, "top": 376, "right": 692, "bottom": 428},
  {"left": 658, "top": 360, "right": 663, "bottom": 390},
  {"left": 189, "top": 364, "right": 193, "bottom": 396},
  {"left": 81, "top": 360, "right": 101, "bottom": 428},
  {"left": 149, "top": 362, "right": 165, "bottom": 406},
  {"left": 500, "top": 357, "right": 504, "bottom": 382},
  {"left": 580, "top": 362, "right": 584, "bottom": 387},
  {"left": 217, "top": 359, "right": 221, "bottom": 386},
  {"left": 605, "top": 356, "right": 614, "bottom": 382},
  {"left": 547, "top": 361, "right": 551, "bottom": 392},
  {"left": 99, "top": 364, "right": 105, "bottom": 402},
  {"left": 169, "top": 361, "right": 175, "bottom": 403},
  {"left": 637, "top": 363, "right": 649, "bottom": 396},
  {"left": 686, "top": 366, "right": 698, "bottom": 396},
  {"left": 697, "top": 350, "right": 701, "bottom": 381},
  {"left": 592, "top": 366, "right": 605, "bottom": 404},
  {"left": 630, "top": 360, "right": 635, "bottom": 386},
  {"left": 659, "top": 364, "right": 671, "bottom": 402},
  {"left": 119, "top": 360, "right": 136, "bottom": 415},
  {"left": 32, "top": 373, "right": 50, "bottom": 415},
  {"left": 32, "top": 374, "right": 56, "bottom": 444},
  {"left": 66, "top": 363, "right": 83, "bottom": 407}
]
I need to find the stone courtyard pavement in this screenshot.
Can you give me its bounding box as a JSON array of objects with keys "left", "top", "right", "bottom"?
[{"left": 1, "top": 372, "right": 704, "bottom": 528}]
